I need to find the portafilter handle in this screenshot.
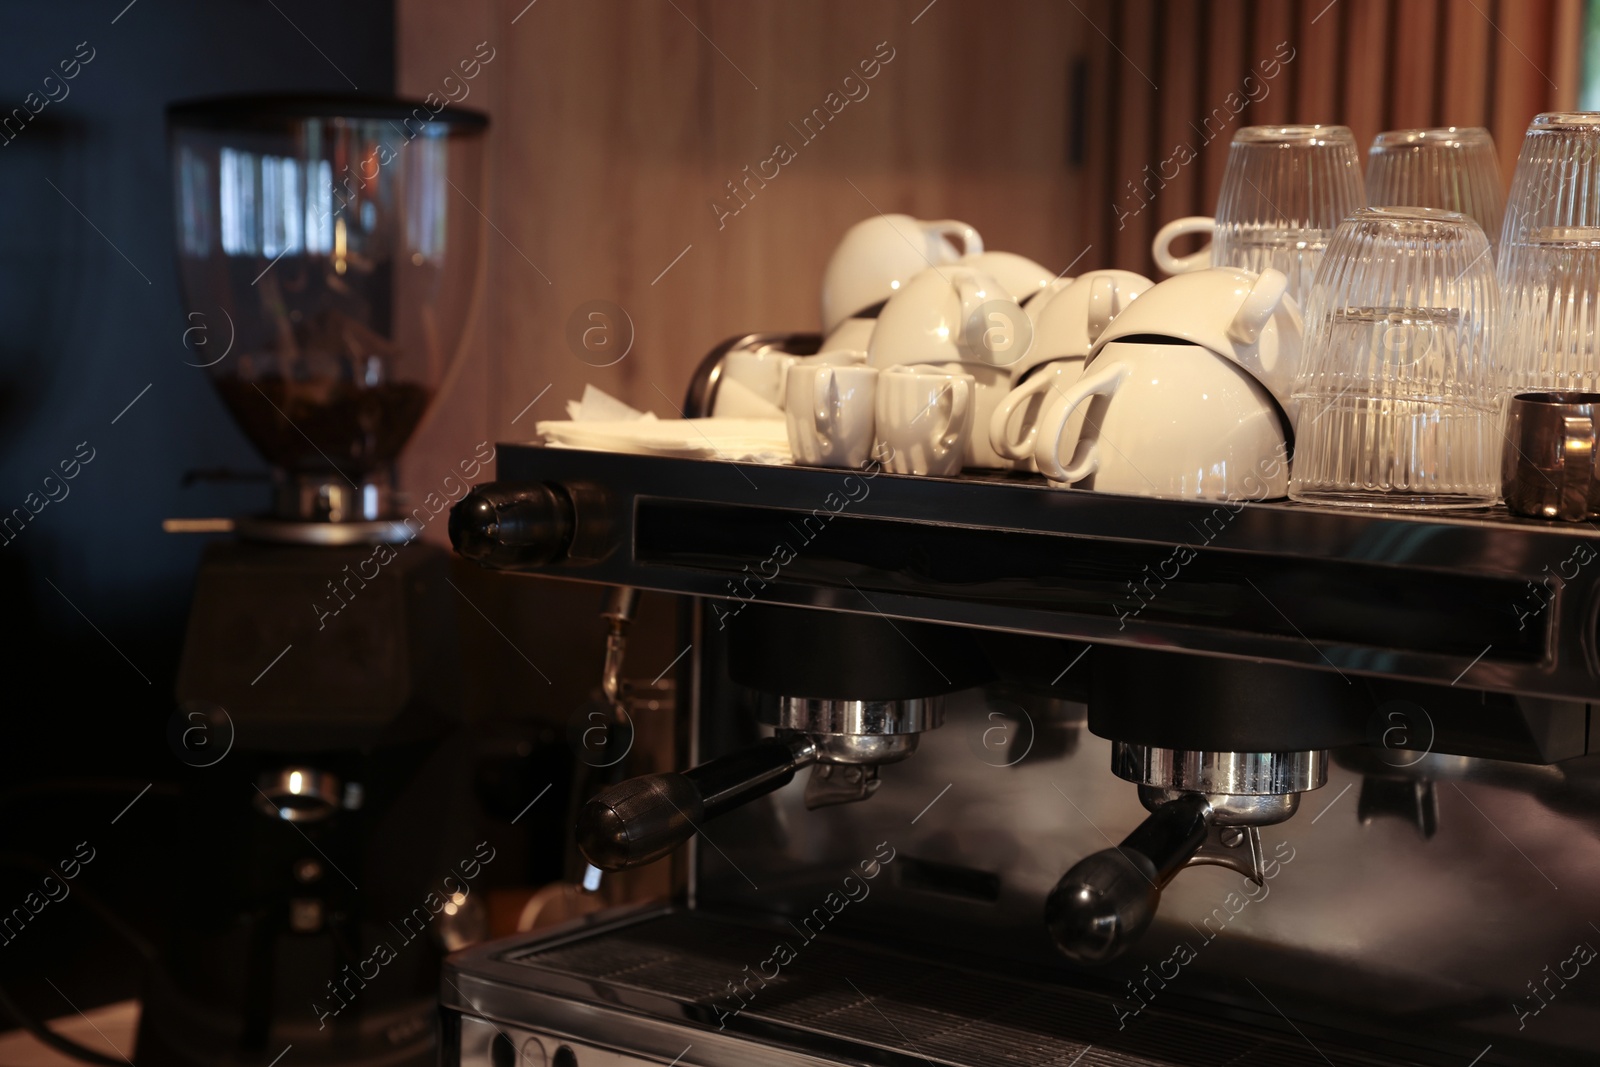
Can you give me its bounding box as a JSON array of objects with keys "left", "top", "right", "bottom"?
[
  {"left": 576, "top": 734, "right": 818, "bottom": 871},
  {"left": 1045, "top": 793, "right": 1211, "bottom": 964}
]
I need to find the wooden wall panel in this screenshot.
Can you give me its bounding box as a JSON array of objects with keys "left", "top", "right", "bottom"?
[
  {"left": 1297, "top": 0, "right": 1345, "bottom": 122},
  {"left": 1342, "top": 0, "right": 1391, "bottom": 150},
  {"left": 1390, "top": 0, "right": 1439, "bottom": 130},
  {"left": 1248, "top": 0, "right": 1297, "bottom": 127},
  {"left": 1113, "top": 0, "right": 1161, "bottom": 269},
  {"left": 1199, "top": 0, "right": 1250, "bottom": 208},
  {"left": 1439, "top": 1, "right": 1494, "bottom": 125},
  {"left": 396, "top": 0, "right": 1585, "bottom": 449},
  {"left": 1156, "top": 0, "right": 1207, "bottom": 225},
  {"left": 1490, "top": 0, "right": 1556, "bottom": 181}
]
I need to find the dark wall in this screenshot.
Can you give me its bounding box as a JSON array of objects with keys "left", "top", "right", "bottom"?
[{"left": 0, "top": 0, "right": 393, "bottom": 1007}]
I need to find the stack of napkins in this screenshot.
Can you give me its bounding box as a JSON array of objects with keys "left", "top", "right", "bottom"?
[{"left": 538, "top": 385, "right": 791, "bottom": 463}]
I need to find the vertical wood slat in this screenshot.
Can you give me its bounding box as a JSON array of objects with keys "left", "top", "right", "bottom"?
[
  {"left": 1389, "top": 0, "right": 1440, "bottom": 131},
  {"left": 1295, "top": 0, "right": 1345, "bottom": 122},
  {"left": 1550, "top": 0, "right": 1584, "bottom": 111},
  {"left": 1154, "top": 0, "right": 1207, "bottom": 231},
  {"left": 1112, "top": 0, "right": 1162, "bottom": 271},
  {"left": 1439, "top": 0, "right": 1495, "bottom": 125},
  {"left": 1248, "top": 0, "right": 1297, "bottom": 127},
  {"left": 1490, "top": 0, "right": 1556, "bottom": 182},
  {"left": 1342, "top": 0, "right": 1390, "bottom": 151},
  {"left": 1197, "top": 0, "right": 1250, "bottom": 222},
  {"left": 1079, "top": 0, "right": 1119, "bottom": 270}
]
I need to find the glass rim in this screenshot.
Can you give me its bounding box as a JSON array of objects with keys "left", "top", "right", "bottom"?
[
  {"left": 1370, "top": 126, "right": 1492, "bottom": 150},
  {"left": 1529, "top": 111, "right": 1600, "bottom": 131},
  {"left": 1349, "top": 205, "right": 1476, "bottom": 226},
  {"left": 1233, "top": 123, "right": 1355, "bottom": 145}
]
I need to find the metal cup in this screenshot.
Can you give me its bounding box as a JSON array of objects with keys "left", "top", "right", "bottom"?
[{"left": 1502, "top": 392, "right": 1600, "bottom": 520}]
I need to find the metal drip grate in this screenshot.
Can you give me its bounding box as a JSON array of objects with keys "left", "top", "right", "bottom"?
[{"left": 508, "top": 913, "right": 1403, "bottom": 1067}]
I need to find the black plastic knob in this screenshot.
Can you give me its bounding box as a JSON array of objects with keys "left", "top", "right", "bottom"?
[
  {"left": 577, "top": 771, "right": 705, "bottom": 871},
  {"left": 576, "top": 736, "right": 814, "bottom": 871},
  {"left": 449, "top": 481, "right": 574, "bottom": 568},
  {"left": 1045, "top": 849, "right": 1162, "bottom": 963},
  {"left": 1045, "top": 793, "right": 1211, "bottom": 963}
]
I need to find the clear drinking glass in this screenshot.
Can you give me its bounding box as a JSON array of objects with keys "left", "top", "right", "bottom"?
[
  {"left": 1290, "top": 207, "right": 1502, "bottom": 509},
  {"left": 1213, "top": 125, "right": 1366, "bottom": 306},
  {"left": 1366, "top": 127, "right": 1504, "bottom": 256},
  {"left": 1499, "top": 113, "right": 1600, "bottom": 393}
]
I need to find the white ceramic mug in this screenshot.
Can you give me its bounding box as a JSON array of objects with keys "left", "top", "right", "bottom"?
[
  {"left": 1033, "top": 341, "right": 1289, "bottom": 501},
  {"left": 991, "top": 270, "right": 1154, "bottom": 462},
  {"left": 868, "top": 265, "right": 1033, "bottom": 372},
  {"left": 785, "top": 363, "right": 878, "bottom": 469},
  {"left": 875, "top": 366, "right": 974, "bottom": 477},
  {"left": 1090, "top": 266, "right": 1301, "bottom": 423},
  {"left": 821, "top": 214, "right": 983, "bottom": 335}
]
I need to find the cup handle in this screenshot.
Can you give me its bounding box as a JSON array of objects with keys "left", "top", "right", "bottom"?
[
  {"left": 811, "top": 369, "right": 838, "bottom": 436},
  {"left": 989, "top": 373, "right": 1053, "bottom": 460},
  {"left": 1559, "top": 415, "right": 1597, "bottom": 520},
  {"left": 953, "top": 272, "right": 988, "bottom": 348},
  {"left": 933, "top": 378, "right": 973, "bottom": 460},
  {"left": 926, "top": 219, "right": 984, "bottom": 260},
  {"left": 1227, "top": 268, "right": 1290, "bottom": 345},
  {"left": 1086, "top": 276, "right": 1118, "bottom": 344},
  {"left": 1152, "top": 216, "right": 1214, "bottom": 276},
  {"left": 1033, "top": 360, "right": 1130, "bottom": 482}
]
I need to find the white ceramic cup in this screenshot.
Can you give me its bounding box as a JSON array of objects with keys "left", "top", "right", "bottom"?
[
  {"left": 1090, "top": 266, "right": 1301, "bottom": 424},
  {"left": 1033, "top": 341, "right": 1289, "bottom": 501},
  {"left": 785, "top": 363, "right": 879, "bottom": 469},
  {"left": 990, "top": 270, "right": 1154, "bottom": 463},
  {"left": 868, "top": 265, "right": 1033, "bottom": 372},
  {"left": 822, "top": 214, "right": 983, "bottom": 336},
  {"left": 875, "top": 366, "right": 975, "bottom": 477},
  {"left": 716, "top": 347, "right": 798, "bottom": 415}
]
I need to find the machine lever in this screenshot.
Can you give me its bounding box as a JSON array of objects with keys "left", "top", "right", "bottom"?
[
  {"left": 576, "top": 734, "right": 818, "bottom": 871},
  {"left": 1044, "top": 793, "right": 1212, "bottom": 964}
]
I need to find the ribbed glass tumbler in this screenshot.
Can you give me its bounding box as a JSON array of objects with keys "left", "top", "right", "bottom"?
[
  {"left": 1365, "top": 127, "right": 1504, "bottom": 256},
  {"left": 1499, "top": 113, "right": 1600, "bottom": 393},
  {"left": 1213, "top": 124, "right": 1366, "bottom": 307},
  {"left": 1290, "top": 207, "right": 1503, "bottom": 509}
]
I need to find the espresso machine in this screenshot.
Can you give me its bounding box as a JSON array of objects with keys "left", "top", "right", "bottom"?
[
  {"left": 148, "top": 96, "right": 489, "bottom": 1067},
  {"left": 442, "top": 338, "right": 1600, "bottom": 1066}
]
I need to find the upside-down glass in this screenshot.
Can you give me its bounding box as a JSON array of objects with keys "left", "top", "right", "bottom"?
[
  {"left": 1290, "top": 207, "right": 1502, "bottom": 509},
  {"left": 1365, "top": 127, "right": 1504, "bottom": 255},
  {"left": 1499, "top": 113, "right": 1600, "bottom": 393},
  {"left": 1152, "top": 125, "right": 1365, "bottom": 307}
]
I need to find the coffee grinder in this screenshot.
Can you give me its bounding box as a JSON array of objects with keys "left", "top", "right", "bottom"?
[{"left": 143, "top": 96, "right": 488, "bottom": 1067}]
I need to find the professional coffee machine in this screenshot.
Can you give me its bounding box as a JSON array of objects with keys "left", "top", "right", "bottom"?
[
  {"left": 442, "top": 337, "right": 1600, "bottom": 1066},
  {"left": 147, "top": 96, "right": 488, "bottom": 1067}
]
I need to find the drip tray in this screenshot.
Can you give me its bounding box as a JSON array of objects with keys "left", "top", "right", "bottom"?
[{"left": 483, "top": 911, "right": 1413, "bottom": 1067}]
